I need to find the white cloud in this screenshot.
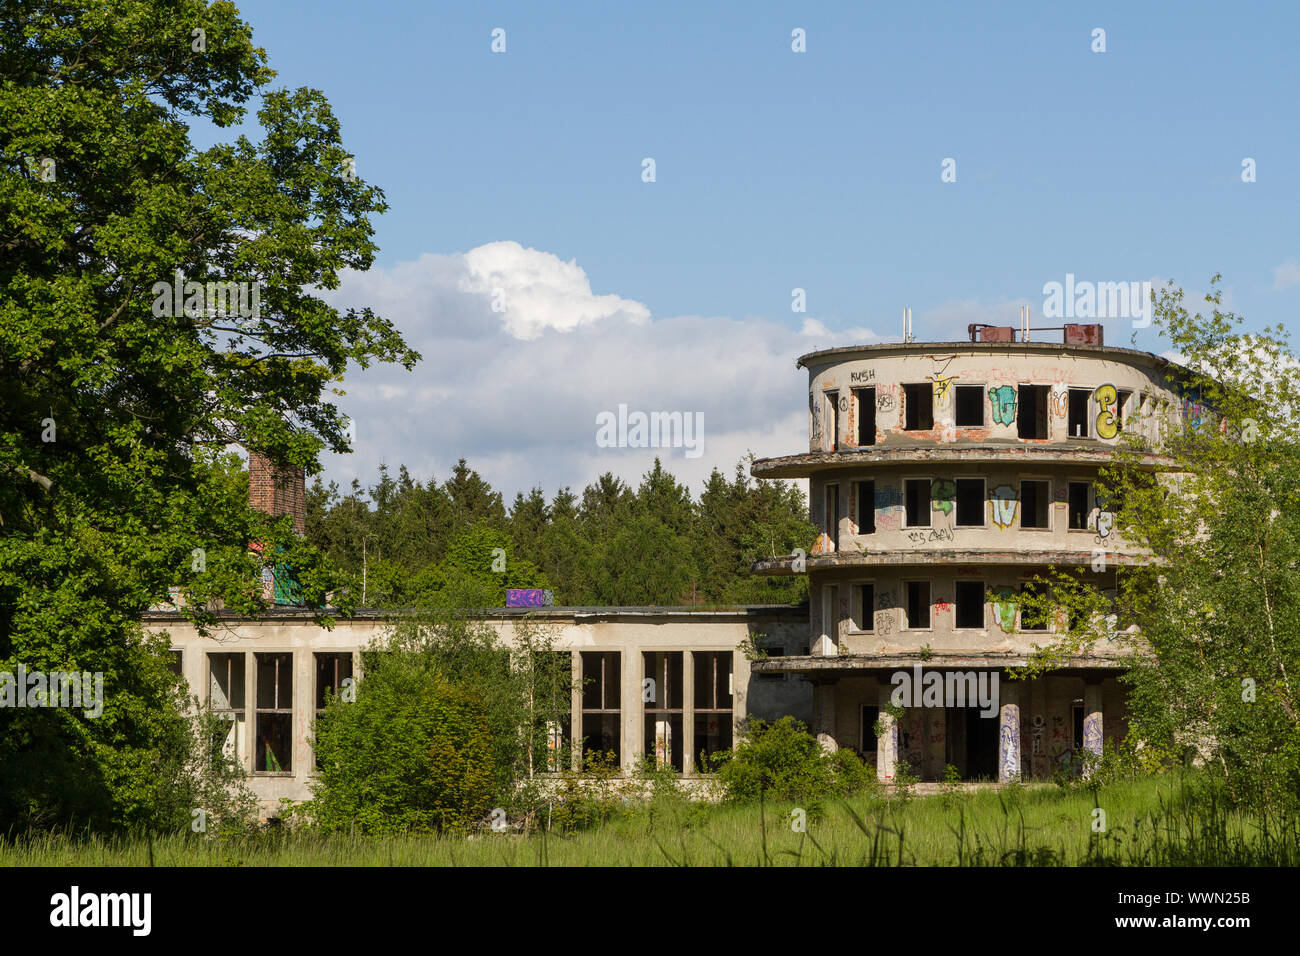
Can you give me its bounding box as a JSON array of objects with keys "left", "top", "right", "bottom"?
[
  {"left": 319, "top": 244, "right": 865, "bottom": 500},
  {"left": 1273, "top": 260, "right": 1300, "bottom": 291},
  {"left": 458, "top": 240, "right": 651, "bottom": 339}
]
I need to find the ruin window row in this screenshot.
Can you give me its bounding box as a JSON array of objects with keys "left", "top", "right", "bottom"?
[
  {"left": 819, "top": 477, "right": 1113, "bottom": 539},
  {"left": 816, "top": 381, "right": 1152, "bottom": 450}
]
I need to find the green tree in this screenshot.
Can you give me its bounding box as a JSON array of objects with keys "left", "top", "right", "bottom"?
[
  {"left": 0, "top": 0, "right": 417, "bottom": 831},
  {"left": 1016, "top": 278, "right": 1300, "bottom": 812}
]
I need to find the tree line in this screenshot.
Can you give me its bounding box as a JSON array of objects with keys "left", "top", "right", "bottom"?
[{"left": 305, "top": 455, "right": 814, "bottom": 608}]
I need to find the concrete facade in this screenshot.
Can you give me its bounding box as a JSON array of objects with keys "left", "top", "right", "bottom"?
[
  {"left": 149, "top": 606, "right": 811, "bottom": 809},
  {"left": 750, "top": 336, "right": 1184, "bottom": 782}
]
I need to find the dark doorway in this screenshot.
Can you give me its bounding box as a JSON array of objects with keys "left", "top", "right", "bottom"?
[{"left": 946, "top": 705, "right": 999, "bottom": 780}]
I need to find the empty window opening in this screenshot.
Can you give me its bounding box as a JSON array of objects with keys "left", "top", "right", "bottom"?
[
  {"left": 1017, "top": 385, "right": 1050, "bottom": 439},
  {"left": 581, "top": 651, "right": 621, "bottom": 767},
  {"left": 314, "top": 652, "right": 354, "bottom": 769},
  {"left": 1068, "top": 482, "right": 1091, "bottom": 530},
  {"left": 853, "top": 582, "right": 875, "bottom": 631},
  {"left": 1116, "top": 390, "right": 1132, "bottom": 432},
  {"left": 955, "top": 479, "right": 985, "bottom": 526},
  {"left": 904, "top": 479, "right": 931, "bottom": 527},
  {"left": 861, "top": 705, "right": 880, "bottom": 757},
  {"left": 530, "top": 651, "right": 573, "bottom": 772},
  {"left": 954, "top": 385, "right": 985, "bottom": 427},
  {"left": 643, "top": 652, "right": 684, "bottom": 772},
  {"left": 955, "top": 580, "right": 985, "bottom": 629},
  {"left": 1019, "top": 583, "right": 1050, "bottom": 631},
  {"left": 255, "top": 652, "right": 292, "bottom": 772},
  {"left": 905, "top": 580, "right": 932, "bottom": 629},
  {"left": 824, "top": 484, "right": 840, "bottom": 549},
  {"left": 168, "top": 650, "right": 183, "bottom": 677},
  {"left": 1020, "top": 480, "right": 1050, "bottom": 528},
  {"left": 208, "top": 652, "right": 246, "bottom": 766},
  {"left": 903, "top": 384, "right": 934, "bottom": 430},
  {"left": 1068, "top": 388, "right": 1092, "bottom": 438},
  {"left": 854, "top": 388, "right": 876, "bottom": 445},
  {"left": 693, "top": 651, "right": 733, "bottom": 769},
  {"left": 823, "top": 585, "right": 840, "bottom": 647},
  {"left": 1071, "top": 699, "right": 1085, "bottom": 751},
  {"left": 856, "top": 480, "right": 875, "bottom": 534},
  {"left": 824, "top": 391, "right": 840, "bottom": 451}
]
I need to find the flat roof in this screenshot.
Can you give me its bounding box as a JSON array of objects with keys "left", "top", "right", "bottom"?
[
  {"left": 795, "top": 340, "right": 1180, "bottom": 373},
  {"left": 142, "top": 603, "right": 808, "bottom": 623}
]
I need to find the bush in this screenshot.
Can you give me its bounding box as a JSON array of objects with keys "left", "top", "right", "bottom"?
[
  {"left": 306, "top": 658, "right": 496, "bottom": 834},
  {"left": 718, "top": 716, "right": 873, "bottom": 806}
]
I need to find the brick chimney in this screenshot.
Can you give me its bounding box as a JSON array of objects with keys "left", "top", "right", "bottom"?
[{"left": 247, "top": 450, "right": 306, "bottom": 535}]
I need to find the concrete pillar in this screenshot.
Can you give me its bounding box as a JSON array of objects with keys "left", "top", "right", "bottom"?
[
  {"left": 998, "top": 679, "right": 1020, "bottom": 783},
  {"left": 876, "top": 681, "right": 897, "bottom": 782},
  {"left": 1083, "top": 680, "right": 1104, "bottom": 772},
  {"left": 812, "top": 681, "right": 838, "bottom": 752},
  {"left": 570, "top": 651, "right": 582, "bottom": 772},
  {"left": 682, "top": 651, "right": 696, "bottom": 774}
]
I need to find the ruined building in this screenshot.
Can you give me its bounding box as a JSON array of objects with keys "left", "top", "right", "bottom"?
[
  {"left": 748, "top": 324, "right": 1189, "bottom": 782},
  {"left": 149, "top": 323, "right": 1194, "bottom": 808}
]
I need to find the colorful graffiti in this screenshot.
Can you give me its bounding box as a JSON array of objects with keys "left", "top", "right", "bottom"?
[
  {"left": 993, "top": 587, "right": 1018, "bottom": 632},
  {"left": 930, "top": 478, "right": 956, "bottom": 515},
  {"left": 931, "top": 374, "right": 957, "bottom": 406},
  {"left": 990, "top": 484, "right": 1018, "bottom": 529},
  {"left": 989, "top": 385, "right": 1018, "bottom": 425},
  {"left": 1093, "top": 384, "right": 1119, "bottom": 440},
  {"left": 999, "top": 704, "right": 1020, "bottom": 780},
  {"left": 1083, "top": 711, "right": 1103, "bottom": 756},
  {"left": 1181, "top": 396, "right": 1207, "bottom": 432},
  {"left": 507, "top": 588, "right": 555, "bottom": 607},
  {"left": 1050, "top": 386, "right": 1070, "bottom": 420}
]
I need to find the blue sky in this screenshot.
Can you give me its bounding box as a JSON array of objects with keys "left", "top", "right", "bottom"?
[{"left": 227, "top": 1, "right": 1300, "bottom": 499}]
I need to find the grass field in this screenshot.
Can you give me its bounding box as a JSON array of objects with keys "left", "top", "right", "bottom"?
[{"left": 3, "top": 773, "right": 1296, "bottom": 866}]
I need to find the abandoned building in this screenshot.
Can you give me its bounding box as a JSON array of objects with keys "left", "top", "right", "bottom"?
[
  {"left": 747, "top": 323, "right": 1196, "bottom": 783},
  {"left": 147, "top": 322, "right": 1196, "bottom": 808}
]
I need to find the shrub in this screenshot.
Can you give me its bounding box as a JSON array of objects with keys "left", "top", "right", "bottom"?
[
  {"left": 306, "top": 658, "right": 496, "bottom": 834},
  {"left": 718, "top": 716, "right": 872, "bottom": 805}
]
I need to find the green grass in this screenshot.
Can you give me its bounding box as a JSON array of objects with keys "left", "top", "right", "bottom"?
[{"left": 4, "top": 772, "right": 1297, "bottom": 866}]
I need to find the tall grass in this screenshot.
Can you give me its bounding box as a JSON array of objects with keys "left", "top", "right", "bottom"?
[{"left": 3, "top": 772, "right": 1295, "bottom": 866}]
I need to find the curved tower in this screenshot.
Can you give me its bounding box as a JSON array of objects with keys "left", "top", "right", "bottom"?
[{"left": 751, "top": 327, "right": 1186, "bottom": 782}]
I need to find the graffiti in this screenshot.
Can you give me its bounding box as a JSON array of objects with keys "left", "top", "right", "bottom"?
[
  {"left": 506, "top": 588, "right": 554, "bottom": 607},
  {"left": 1094, "top": 384, "right": 1119, "bottom": 440},
  {"left": 839, "top": 395, "right": 849, "bottom": 412},
  {"left": 874, "top": 610, "right": 894, "bottom": 635},
  {"left": 930, "top": 374, "right": 957, "bottom": 406},
  {"left": 930, "top": 478, "right": 956, "bottom": 515},
  {"left": 908, "top": 525, "right": 955, "bottom": 544},
  {"left": 851, "top": 368, "right": 875, "bottom": 383},
  {"left": 874, "top": 484, "right": 904, "bottom": 510},
  {"left": 989, "top": 385, "right": 1018, "bottom": 425},
  {"left": 1094, "top": 510, "right": 1115, "bottom": 539},
  {"left": 933, "top": 598, "right": 952, "bottom": 615},
  {"left": 877, "top": 589, "right": 896, "bottom": 611},
  {"left": 1083, "top": 711, "right": 1103, "bottom": 756},
  {"left": 876, "top": 510, "right": 899, "bottom": 532},
  {"left": 993, "top": 587, "right": 1018, "bottom": 632},
  {"left": 1050, "top": 386, "right": 1069, "bottom": 420},
  {"left": 990, "top": 485, "right": 1018, "bottom": 529},
  {"left": 877, "top": 385, "right": 897, "bottom": 412},
  {"left": 1032, "top": 714, "right": 1045, "bottom": 755},
  {"left": 1181, "top": 397, "right": 1207, "bottom": 432},
  {"left": 999, "top": 704, "right": 1020, "bottom": 779}
]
